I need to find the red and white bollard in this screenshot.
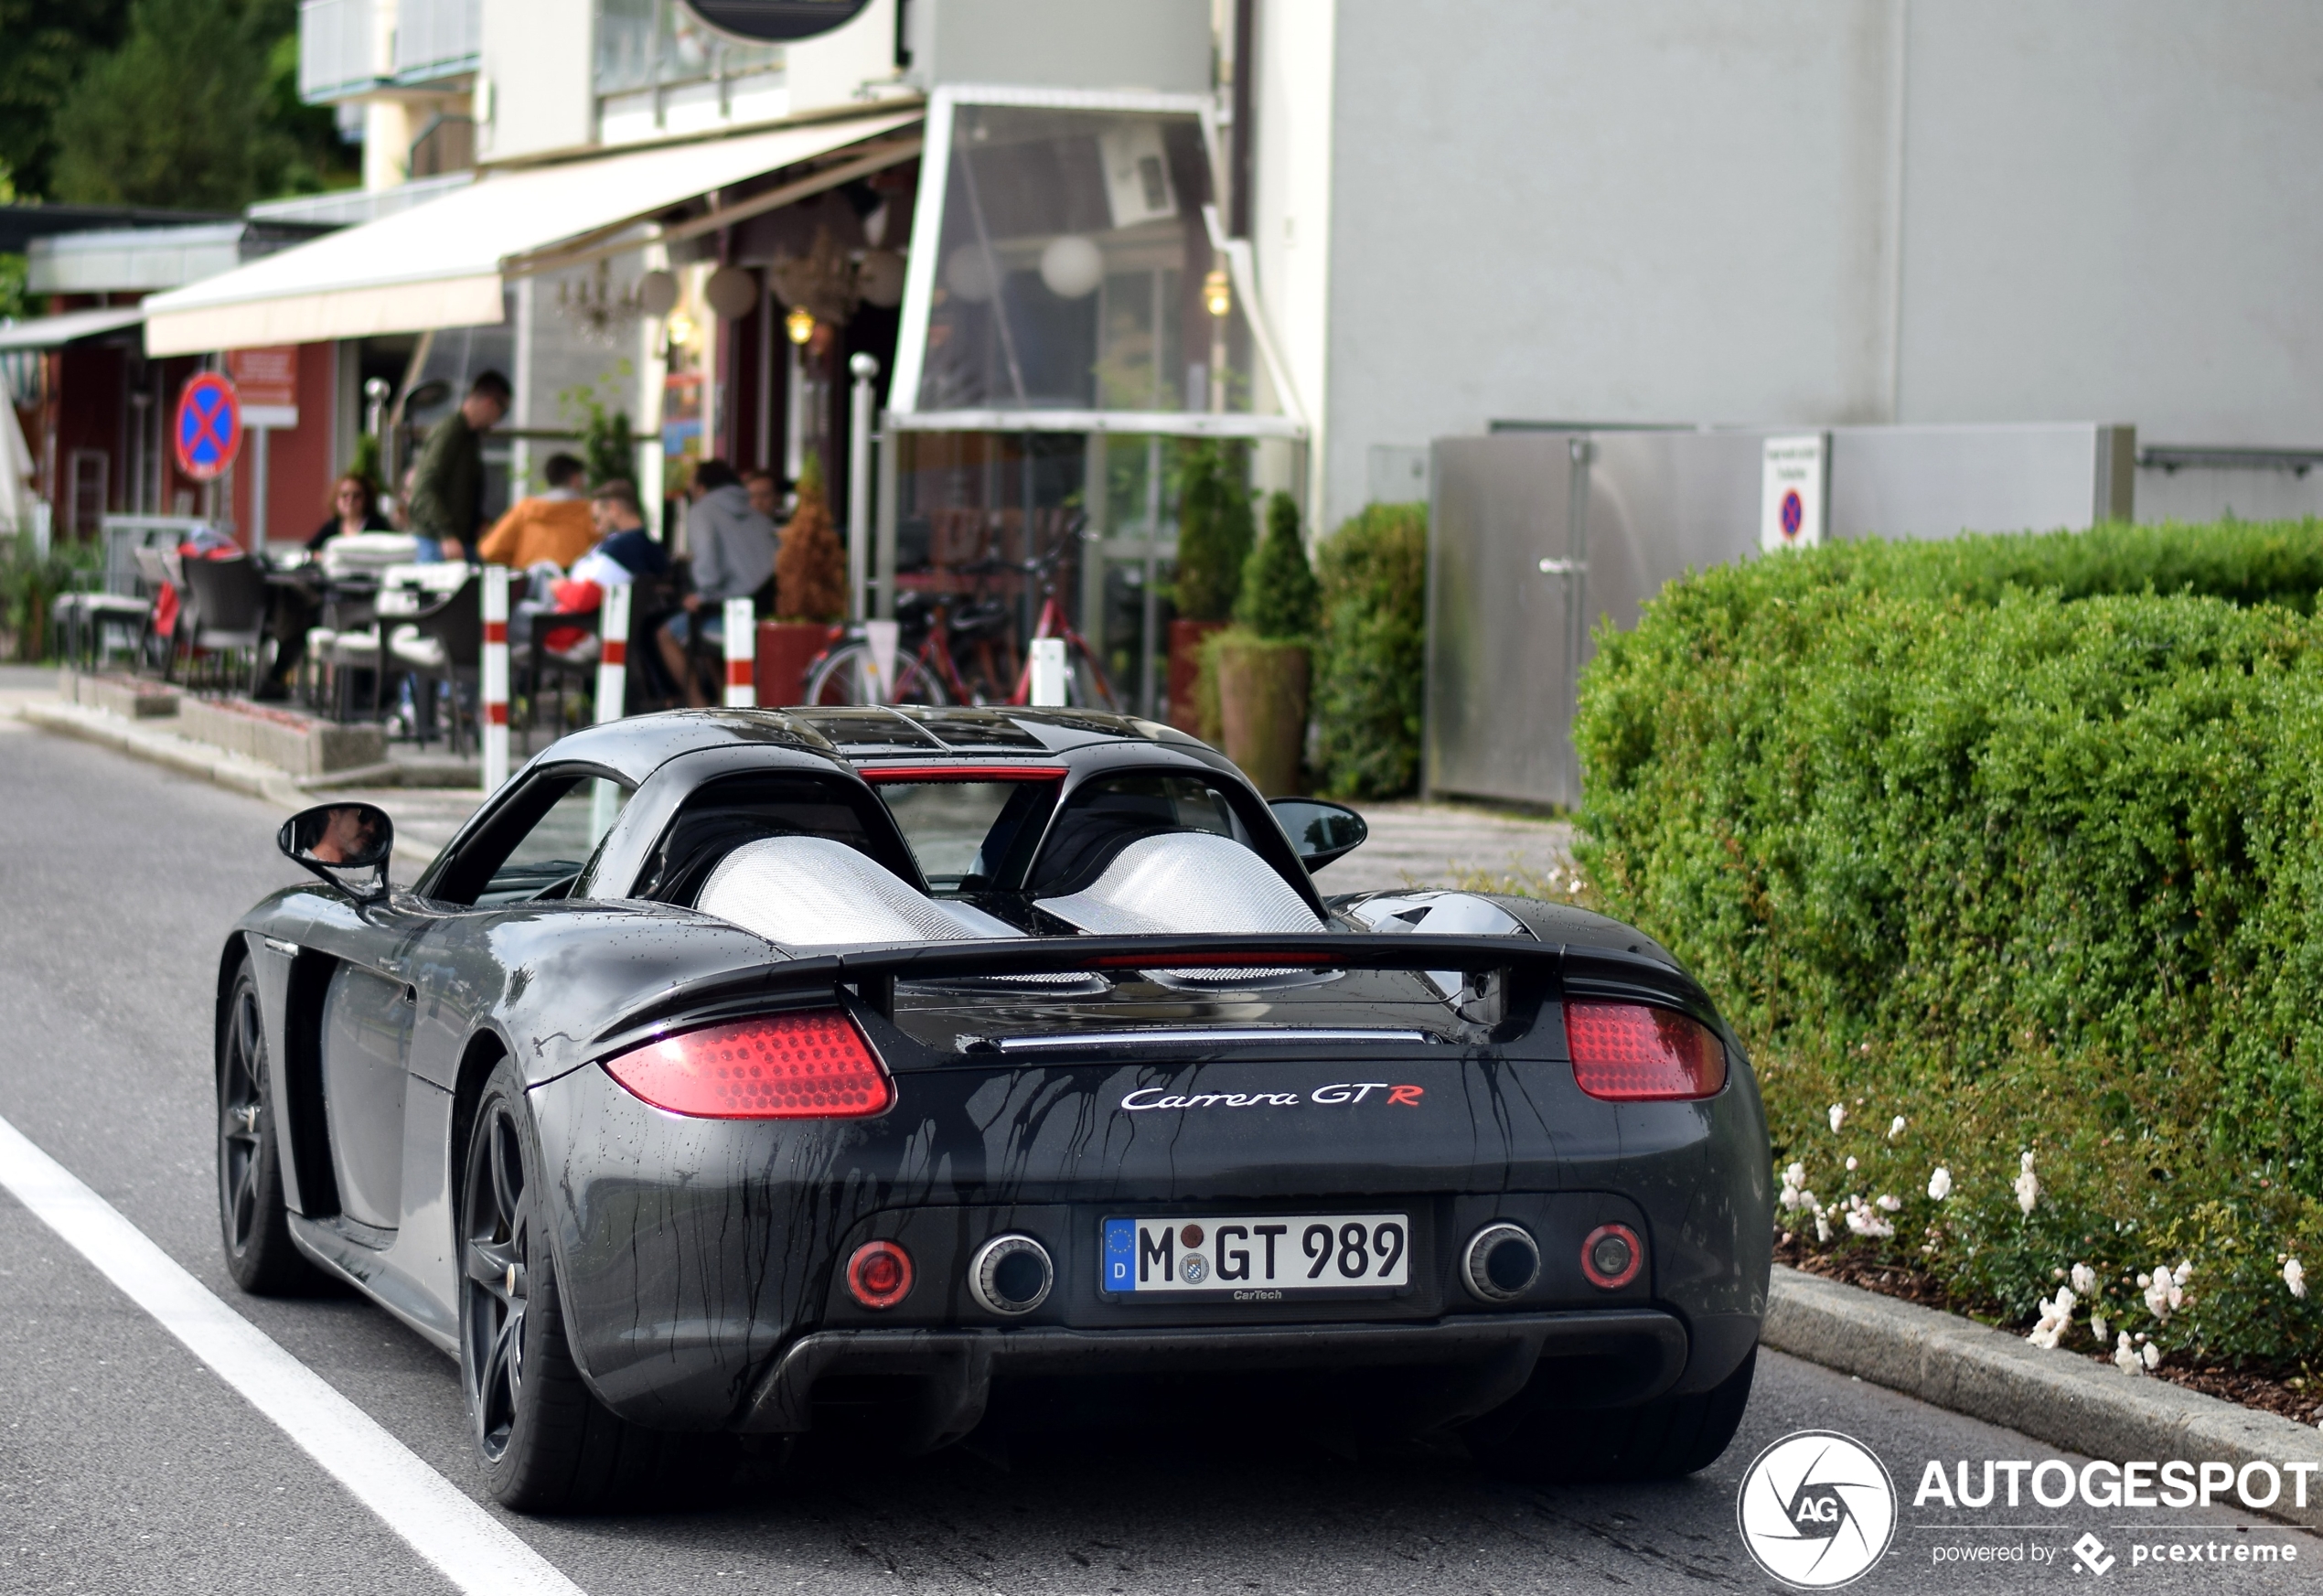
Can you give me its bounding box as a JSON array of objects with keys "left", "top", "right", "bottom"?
[
  {"left": 594, "top": 583, "right": 630, "bottom": 723},
  {"left": 723, "top": 597, "right": 756, "bottom": 707},
  {"left": 481, "top": 565, "right": 509, "bottom": 792}
]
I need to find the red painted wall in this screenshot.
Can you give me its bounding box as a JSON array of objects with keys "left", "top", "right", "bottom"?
[{"left": 229, "top": 341, "right": 338, "bottom": 547}]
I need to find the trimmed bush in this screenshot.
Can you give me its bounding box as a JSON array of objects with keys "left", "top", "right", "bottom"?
[
  {"left": 1575, "top": 518, "right": 2323, "bottom": 1366},
  {"left": 1235, "top": 491, "right": 1318, "bottom": 639},
  {"left": 1172, "top": 441, "right": 1255, "bottom": 622},
  {"left": 1313, "top": 501, "right": 1427, "bottom": 798}
]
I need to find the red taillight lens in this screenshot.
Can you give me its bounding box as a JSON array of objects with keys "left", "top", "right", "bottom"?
[
  {"left": 602, "top": 1010, "right": 893, "bottom": 1119},
  {"left": 1566, "top": 1001, "right": 1728, "bottom": 1101},
  {"left": 846, "top": 1240, "right": 914, "bottom": 1309}
]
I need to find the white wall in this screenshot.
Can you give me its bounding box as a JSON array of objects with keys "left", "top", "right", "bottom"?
[
  {"left": 1316, "top": 0, "right": 1900, "bottom": 532},
  {"left": 479, "top": 0, "right": 596, "bottom": 163},
  {"left": 1250, "top": 0, "right": 1336, "bottom": 516},
  {"left": 1896, "top": 0, "right": 2323, "bottom": 447},
  {"left": 1307, "top": 0, "right": 2323, "bottom": 533}
]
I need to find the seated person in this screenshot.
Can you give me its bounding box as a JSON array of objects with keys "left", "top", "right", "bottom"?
[
  {"left": 307, "top": 474, "right": 392, "bottom": 552},
  {"left": 262, "top": 475, "right": 391, "bottom": 697},
  {"left": 657, "top": 459, "right": 776, "bottom": 707},
  {"left": 476, "top": 453, "right": 594, "bottom": 571},
  {"left": 528, "top": 478, "right": 671, "bottom": 656}
]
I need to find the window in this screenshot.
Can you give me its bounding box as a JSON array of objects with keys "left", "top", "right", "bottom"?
[
  {"left": 428, "top": 772, "right": 633, "bottom": 906},
  {"left": 875, "top": 779, "right": 1060, "bottom": 892},
  {"left": 594, "top": 0, "right": 782, "bottom": 97},
  {"left": 1028, "top": 773, "right": 1252, "bottom": 896},
  {"left": 632, "top": 773, "right": 919, "bottom": 906}
]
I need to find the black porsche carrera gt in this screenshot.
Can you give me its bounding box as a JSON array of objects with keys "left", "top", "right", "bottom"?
[{"left": 215, "top": 707, "right": 1769, "bottom": 1511}]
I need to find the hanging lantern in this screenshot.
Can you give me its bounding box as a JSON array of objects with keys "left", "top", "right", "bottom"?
[{"left": 786, "top": 305, "right": 817, "bottom": 345}]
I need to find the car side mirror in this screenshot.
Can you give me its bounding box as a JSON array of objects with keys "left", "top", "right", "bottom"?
[
  {"left": 279, "top": 802, "right": 394, "bottom": 903},
  {"left": 1269, "top": 798, "right": 1367, "bottom": 872}
]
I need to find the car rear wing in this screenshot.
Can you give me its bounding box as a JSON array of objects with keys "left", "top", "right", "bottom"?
[{"left": 591, "top": 934, "right": 1714, "bottom": 1064}]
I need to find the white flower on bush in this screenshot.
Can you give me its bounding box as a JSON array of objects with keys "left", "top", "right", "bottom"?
[
  {"left": 1876, "top": 1194, "right": 1902, "bottom": 1213},
  {"left": 1779, "top": 1162, "right": 1808, "bottom": 1212},
  {"left": 1843, "top": 1194, "right": 1895, "bottom": 1239},
  {"left": 2014, "top": 1151, "right": 2039, "bottom": 1216},
  {"left": 1889, "top": 1116, "right": 1906, "bottom": 1139},
  {"left": 2091, "top": 1312, "right": 2110, "bottom": 1344},
  {"left": 2140, "top": 1260, "right": 2190, "bottom": 1321},
  {"left": 1829, "top": 1103, "right": 1847, "bottom": 1133},
  {"left": 1928, "top": 1166, "right": 1953, "bottom": 1202},
  {"left": 1846, "top": 1155, "right": 1858, "bottom": 1172},
  {"left": 1815, "top": 1212, "right": 1833, "bottom": 1244},
  {"left": 2144, "top": 1342, "right": 2163, "bottom": 1371},
  {"left": 2286, "top": 1258, "right": 2308, "bottom": 1300},
  {"left": 2114, "top": 1332, "right": 2145, "bottom": 1376},
  {"left": 2071, "top": 1262, "right": 2098, "bottom": 1297},
  {"left": 2026, "top": 1287, "right": 2076, "bottom": 1350}
]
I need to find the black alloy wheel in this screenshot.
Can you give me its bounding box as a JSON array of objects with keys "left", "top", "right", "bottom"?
[
  {"left": 216, "top": 967, "right": 316, "bottom": 1294},
  {"left": 461, "top": 1089, "right": 534, "bottom": 1467},
  {"left": 457, "top": 1057, "right": 687, "bottom": 1510}
]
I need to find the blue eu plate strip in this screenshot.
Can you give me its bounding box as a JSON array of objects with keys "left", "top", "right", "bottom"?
[{"left": 1103, "top": 1217, "right": 1136, "bottom": 1292}]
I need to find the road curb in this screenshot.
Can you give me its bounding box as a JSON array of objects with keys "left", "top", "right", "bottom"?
[
  {"left": 1764, "top": 1265, "right": 2323, "bottom": 1530},
  {"left": 18, "top": 699, "right": 307, "bottom": 809}
]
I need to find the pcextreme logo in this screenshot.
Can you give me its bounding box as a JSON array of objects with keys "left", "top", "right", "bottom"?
[{"left": 1737, "top": 1430, "right": 1899, "bottom": 1589}]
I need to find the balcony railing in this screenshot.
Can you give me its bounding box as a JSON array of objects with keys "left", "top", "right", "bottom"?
[
  {"left": 298, "top": 0, "right": 380, "bottom": 102},
  {"left": 395, "top": 0, "right": 483, "bottom": 84}
]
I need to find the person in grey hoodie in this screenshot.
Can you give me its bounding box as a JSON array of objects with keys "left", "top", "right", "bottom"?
[{"left": 658, "top": 457, "right": 777, "bottom": 704}]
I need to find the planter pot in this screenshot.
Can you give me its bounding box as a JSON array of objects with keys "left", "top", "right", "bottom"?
[
  {"left": 1214, "top": 636, "right": 1311, "bottom": 797},
  {"left": 1166, "top": 618, "right": 1229, "bottom": 733},
  {"left": 756, "top": 620, "right": 836, "bottom": 707}
]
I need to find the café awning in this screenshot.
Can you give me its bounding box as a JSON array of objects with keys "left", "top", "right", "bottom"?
[
  {"left": 0, "top": 305, "right": 145, "bottom": 351},
  {"left": 143, "top": 108, "right": 922, "bottom": 357}
]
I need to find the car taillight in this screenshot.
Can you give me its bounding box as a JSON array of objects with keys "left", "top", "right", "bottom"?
[
  {"left": 1566, "top": 1000, "right": 1728, "bottom": 1101},
  {"left": 602, "top": 1010, "right": 893, "bottom": 1119}
]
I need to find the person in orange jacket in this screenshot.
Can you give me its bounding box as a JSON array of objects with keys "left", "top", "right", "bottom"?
[{"left": 476, "top": 453, "right": 594, "bottom": 570}]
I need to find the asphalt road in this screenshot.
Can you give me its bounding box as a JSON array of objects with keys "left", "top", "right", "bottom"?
[{"left": 0, "top": 720, "right": 2312, "bottom": 1594}]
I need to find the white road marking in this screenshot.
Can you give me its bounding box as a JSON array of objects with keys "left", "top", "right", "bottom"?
[{"left": 0, "top": 1113, "right": 585, "bottom": 1596}]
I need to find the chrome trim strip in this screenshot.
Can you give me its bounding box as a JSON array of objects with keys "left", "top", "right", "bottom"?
[{"left": 992, "top": 1027, "right": 1431, "bottom": 1053}]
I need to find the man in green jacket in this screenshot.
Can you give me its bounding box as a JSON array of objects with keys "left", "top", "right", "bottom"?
[{"left": 405, "top": 370, "right": 510, "bottom": 561}]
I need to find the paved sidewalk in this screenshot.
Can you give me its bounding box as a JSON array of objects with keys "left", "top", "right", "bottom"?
[{"left": 1321, "top": 799, "right": 1575, "bottom": 895}]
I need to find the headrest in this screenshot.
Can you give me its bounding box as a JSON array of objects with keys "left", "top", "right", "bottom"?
[
  {"left": 1034, "top": 831, "right": 1322, "bottom": 937},
  {"left": 697, "top": 834, "right": 1016, "bottom": 948}
]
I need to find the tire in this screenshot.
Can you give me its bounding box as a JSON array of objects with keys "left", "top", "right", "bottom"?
[
  {"left": 891, "top": 651, "right": 955, "bottom": 706},
  {"left": 1466, "top": 1347, "right": 1757, "bottom": 1484},
  {"left": 802, "top": 642, "right": 872, "bottom": 706},
  {"left": 217, "top": 966, "right": 320, "bottom": 1295},
  {"left": 459, "top": 1056, "right": 690, "bottom": 1511}
]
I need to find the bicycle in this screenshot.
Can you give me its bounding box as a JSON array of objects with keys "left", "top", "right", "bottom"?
[{"left": 802, "top": 516, "right": 1120, "bottom": 711}]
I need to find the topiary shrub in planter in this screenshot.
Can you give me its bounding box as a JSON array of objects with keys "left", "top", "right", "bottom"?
[
  {"left": 763, "top": 453, "right": 846, "bottom": 702},
  {"left": 1204, "top": 491, "right": 1318, "bottom": 794},
  {"left": 1166, "top": 441, "right": 1255, "bottom": 731},
  {"left": 1312, "top": 501, "right": 1427, "bottom": 798}
]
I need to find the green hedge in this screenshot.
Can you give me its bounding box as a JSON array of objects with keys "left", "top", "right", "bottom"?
[
  {"left": 1312, "top": 502, "right": 1426, "bottom": 798},
  {"left": 1574, "top": 518, "right": 2323, "bottom": 1366}
]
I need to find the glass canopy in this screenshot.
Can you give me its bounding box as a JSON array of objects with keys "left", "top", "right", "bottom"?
[{"left": 891, "top": 90, "right": 1301, "bottom": 440}]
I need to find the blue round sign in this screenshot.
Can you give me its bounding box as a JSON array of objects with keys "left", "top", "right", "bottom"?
[{"left": 173, "top": 373, "right": 242, "bottom": 483}]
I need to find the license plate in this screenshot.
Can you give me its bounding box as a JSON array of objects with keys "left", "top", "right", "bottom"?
[{"left": 1101, "top": 1214, "right": 1410, "bottom": 1298}]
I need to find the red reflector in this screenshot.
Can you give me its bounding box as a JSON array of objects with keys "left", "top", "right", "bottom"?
[
  {"left": 1566, "top": 1001, "right": 1728, "bottom": 1100},
  {"left": 846, "top": 1240, "right": 914, "bottom": 1310},
  {"left": 603, "top": 1010, "right": 894, "bottom": 1119}
]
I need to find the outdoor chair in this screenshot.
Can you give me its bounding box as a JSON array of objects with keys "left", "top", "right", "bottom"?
[
  {"left": 385, "top": 570, "right": 483, "bottom": 756},
  {"left": 51, "top": 586, "right": 151, "bottom": 673},
  {"left": 177, "top": 554, "right": 271, "bottom": 696},
  {"left": 523, "top": 614, "right": 600, "bottom": 753}
]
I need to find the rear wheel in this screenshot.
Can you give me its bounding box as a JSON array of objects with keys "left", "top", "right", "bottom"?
[
  {"left": 802, "top": 642, "right": 872, "bottom": 705},
  {"left": 460, "top": 1056, "right": 688, "bottom": 1511},
  {"left": 217, "top": 967, "right": 318, "bottom": 1294},
  {"left": 1465, "top": 1347, "right": 1757, "bottom": 1484}
]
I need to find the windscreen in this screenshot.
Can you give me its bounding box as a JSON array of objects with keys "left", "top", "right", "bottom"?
[{"left": 873, "top": 779, "right": 1058, "bottom": 892}]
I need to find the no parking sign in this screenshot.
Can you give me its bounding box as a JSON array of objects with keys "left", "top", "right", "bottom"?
[{"left": 173, "top": 372, "right": 242, "bottom": 482}]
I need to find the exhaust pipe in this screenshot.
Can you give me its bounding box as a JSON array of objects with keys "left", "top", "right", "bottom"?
[
  {"left": 1461, "top": 1222, "right": 1541, "bottom": 1302},
  {"left": 969, "top": 1233, "right": 1054, "bottom": 1315}
]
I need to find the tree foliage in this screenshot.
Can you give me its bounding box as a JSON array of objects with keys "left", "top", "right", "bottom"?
[
  {"left": 0, "top": 0, "right": 132, "bottom": 200},
  {"left": 50, "top": 0, "right": 349, "bottom": 210}
]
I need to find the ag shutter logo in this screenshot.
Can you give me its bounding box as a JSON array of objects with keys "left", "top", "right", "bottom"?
[{"left": 1737, "top": 1430, "right": 1899, "bottom": 1589}]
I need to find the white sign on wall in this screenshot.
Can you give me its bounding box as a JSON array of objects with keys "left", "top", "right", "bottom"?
[{"left": 1761, "top": 434, "right": 1829, "bottom": 552}]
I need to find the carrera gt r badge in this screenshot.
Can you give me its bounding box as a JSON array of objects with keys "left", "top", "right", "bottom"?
[{"left": 1119, "top": 1083, "right": 1426, "bottom": 1111}]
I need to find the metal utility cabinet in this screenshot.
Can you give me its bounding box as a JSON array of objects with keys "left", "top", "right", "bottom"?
[{"left": 1423, "top": 423, "right": 2137, "bottom": 810}]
